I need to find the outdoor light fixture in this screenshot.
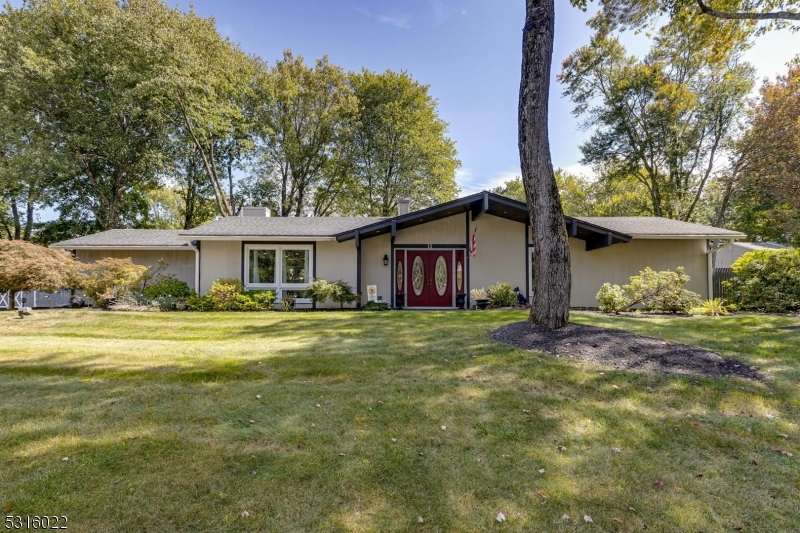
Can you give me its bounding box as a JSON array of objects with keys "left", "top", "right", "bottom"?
[{"left": 383, "top": 254, "right": 389, "bottom": 266}]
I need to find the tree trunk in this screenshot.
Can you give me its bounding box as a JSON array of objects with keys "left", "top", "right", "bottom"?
[
  {"left": 11, "top": 198, "right": 21, "bottom": 240},
  {"left": 8, "top": 289, "right": 16, "bottom": 311},
  {"left": 519, "top": 0, "right": 571, "bottom": 329},
  {"left": 24, "top": 197, "right": 34, "bottom": 241}
]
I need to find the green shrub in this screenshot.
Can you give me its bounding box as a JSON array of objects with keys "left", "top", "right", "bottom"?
[
  {"left": 595, "top": 267, "right": 701, "bottom": 314},
  {"left": 363, "top": 301, "right": 390, "bottom": 311},
  {"left": 305, "top": 278, "right": 358, "bottom": 309},
  {"left": 328, "top": 280, "right": 358, "bottom": 309},
  {"left": 233, "top": 294, "right": 264, "bottom": 312},
  {"left": 691, "top": 298, "right": 731, "bottom": 316},
  {"left": 246, "top": 290, "right": 276, "bottom": 309},
  {"left": 305, "top": 278, "right": 331, "bottom": 304},
  {"left": 488, "top": 282, "right": 517, "bottom": 307},
  {"left": 151, "top": 295, "right": 182, "bottom": 311},
  {"left": 142, "top": 276, "right": 193, "bottom": 300},
  {"left": 723, "top": 249, "right": 800, "bottom": 313},
  {"left": 470, "top": 287, "right": 489, "bottom": 300},
  {"left": 82, "top": 257, "right": 150, "bottom": 308},
  {"left": 596, "top": 283, "right": 628, "bottom": 313},
  {"left": 207, "top": 278, "right": 244, "bottom": 310},
  {"left": 186, "top": 294, "right": 215, "bottom": 312}
]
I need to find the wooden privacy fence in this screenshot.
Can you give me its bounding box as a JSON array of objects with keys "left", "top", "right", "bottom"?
[
  {"left": 0, "top": 290, "right": 72, "bottom": 310},
  {"left": 712, "top": 268, "right": 735, "bottom": 299}
]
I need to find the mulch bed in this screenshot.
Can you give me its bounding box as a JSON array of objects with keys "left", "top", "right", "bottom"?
[{"left": 489, "top": 321, "right": 758, "bottom": 379}]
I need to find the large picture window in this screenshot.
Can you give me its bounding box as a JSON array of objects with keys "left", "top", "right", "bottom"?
[{"left": 244, "top": 244, "right": 313, "bottom": 296}]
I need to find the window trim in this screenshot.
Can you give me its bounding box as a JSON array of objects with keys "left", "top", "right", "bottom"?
[{"left": 244, "top": 243, "right": 314, "bottom": 295}]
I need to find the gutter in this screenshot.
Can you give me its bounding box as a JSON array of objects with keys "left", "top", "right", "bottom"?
[
  {"left": 187, "top": 240, "right": 201, "bottom": 294},
  {"left": 628, "top": 234, "right": 746, "bottom": 240}
]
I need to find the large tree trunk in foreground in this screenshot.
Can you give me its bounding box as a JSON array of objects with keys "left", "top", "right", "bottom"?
[{"left": 519, "top": 0, "right": 571, "bottom": 329}]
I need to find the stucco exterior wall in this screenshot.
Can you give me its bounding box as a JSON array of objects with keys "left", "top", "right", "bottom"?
[
  {"left": 569, "top": 237, "right": 710, "bottom": 307},
  {"left": 76, "top": 249, "right": 196, "bottom": 290},
  {"left": 198, "top": 240, "right": 242, "bottom": 295},
  {"left": 468, "top": 214, "right": 527, "bottom": 298},
  {"left": 394, "top": 214, "right": 467, "bottom": 245},
  {"left": 360, "top": 234, "right": 391, "bottom": 305},
  {"left": 315, "top": 240, "right": 358, "bottom": 309}
]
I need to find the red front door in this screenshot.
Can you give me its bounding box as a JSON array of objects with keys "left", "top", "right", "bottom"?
[
  {"left": 428, "top": 250, "right": 453, "bottom": 307},
  {"left": 405, "top": 250, "right": 453, "bottom": 307}
]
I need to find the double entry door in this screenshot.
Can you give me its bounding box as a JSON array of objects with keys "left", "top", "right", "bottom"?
[{"left": 405, "top": 250, "right": 453, "bottom": 307}]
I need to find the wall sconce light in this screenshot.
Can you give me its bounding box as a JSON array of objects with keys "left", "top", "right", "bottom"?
[{"left": 383, "top": 254, "right": 389, "bottom": 266}]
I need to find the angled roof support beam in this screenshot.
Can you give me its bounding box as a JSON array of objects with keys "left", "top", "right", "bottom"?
[
  {"left": 354, "top": 230, "right": 360, "bottom": 249},
  {"left": 471, "top": 192, "right": 490, "bottom": 221},
  {"left": 390, "top": 220, "right": 396, "bottom": 239},
  {"left": 586, "top": 232, "right": 613, "bottom": 252}
]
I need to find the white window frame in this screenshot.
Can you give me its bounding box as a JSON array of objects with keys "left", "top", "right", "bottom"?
[{"left": 244, "top": 244, "right": 313, "bottom": 298}]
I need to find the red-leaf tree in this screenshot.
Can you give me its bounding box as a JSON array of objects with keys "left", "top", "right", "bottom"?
[{"left": 0, "top": 241, "right": 84, "bottom": 310}]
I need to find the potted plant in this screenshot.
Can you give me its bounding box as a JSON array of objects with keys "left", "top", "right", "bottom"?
[{"left": 471, "top": 287, "right": 490, "bottom": 310}]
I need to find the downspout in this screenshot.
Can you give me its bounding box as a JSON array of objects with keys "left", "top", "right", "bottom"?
[
  {"left": 188, "top": 240, "right": 201, "bottom": 295},
  {"left": 707, "top": 239, "right": 736, "bottom": 300}
]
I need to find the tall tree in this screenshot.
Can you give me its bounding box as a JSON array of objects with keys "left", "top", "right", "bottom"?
[
  {"left": 559, "top": 27, "right": 754, "bottom": 221},
  {"left": 1, "top": 0, "right": 175, "bottom": 230},
  {"left": 343, "top": 69, "right": 459, "bottom": 216},
  {"left": 253, "top": 51, "right": 356, "bottom": 217},
  {"left": 520, "top": 0, "right": 574, "bottom": 329}
]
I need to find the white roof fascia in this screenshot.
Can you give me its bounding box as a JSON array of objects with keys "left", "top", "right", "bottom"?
[
  {"left": 50, "top": 245, "right": 191, "bottom": 250},
  {"left": 181, "top": 236, "right": 337, "bottom": 242},
  {"left": 629, "top": 234, "right": 746, "bottom": 240}
]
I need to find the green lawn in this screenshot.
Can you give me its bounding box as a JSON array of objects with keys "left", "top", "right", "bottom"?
[{"left": 1, "top": 310, "right": 799, "bottom": 532}]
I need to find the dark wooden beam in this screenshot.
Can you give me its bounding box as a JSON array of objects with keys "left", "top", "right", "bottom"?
[
  {"left": 585, "top": 232, "right": 613, "bottom": 251},
  {"left": 354, "top": 229, "right": 360, "bottom": 249},
  {"left": 566, "top": 218, "right": 578, "bottom": 237},
  {"left": 390, "top": 220, "right": 396, "bottom": 239},
  {"left": 471, "top": 192, "right": 490, "bottom": 221}
]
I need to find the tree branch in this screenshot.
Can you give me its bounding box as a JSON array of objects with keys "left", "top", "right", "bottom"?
[{"left": 697, "top": 0, "right": 800, "bottom": 21}]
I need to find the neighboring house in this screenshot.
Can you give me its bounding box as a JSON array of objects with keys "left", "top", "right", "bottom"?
[
  {"left": 714, "top": 241, "right": 788, "bottom": 269},
  {"left": 50, "top": 192, "right": 745, "bottom": 308}
]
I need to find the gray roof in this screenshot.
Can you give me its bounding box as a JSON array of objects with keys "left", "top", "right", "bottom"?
[
  {"left": 575, "top": 217, "right": 745, "bottom": 238},
  {"left": 51, "top": 229, "right": 191, "bottom": 248},
  {"left": 180, "top": 216, "right": 388, "bottom": 238}
]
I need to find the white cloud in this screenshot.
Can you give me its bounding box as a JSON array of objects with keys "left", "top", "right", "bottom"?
[
  {"left": 430, "top": 0, "right": 467, "bottom": 26},
  {"left": 355, "top": 7, "right": 411, "bottom": 28},
  {"left": 557, "top": 164, "right": 595, "bottom": 180},
  {"left": 457, "top": 168, "right": 520, "bottom": 196}
]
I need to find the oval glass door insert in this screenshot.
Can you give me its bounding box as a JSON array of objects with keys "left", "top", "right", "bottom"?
[
  {"left": 411, "top": 256, "right": 424, "bottom": 296},
  {"left": 396, "top": 260, "right": 404, "bottom": 292},
  {"left": 435, "top": 255, "right": 447, "bottom": 296},
  {"left": 456, "top": 261, "right": 463, "bottom": 292}
]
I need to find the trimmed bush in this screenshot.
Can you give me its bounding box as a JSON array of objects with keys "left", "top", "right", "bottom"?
[
  {"left": 305, "top": 278, "right": 331, "bottom": 304},
  {"left": 247, "top": 290, "right": 276, "bottom": 309},
  {"left": 82, "top": 257, "right": 150, "bottom": 308},
  {"left": 723, "top": 249, "right": 800, "bottom": 312},
  {"left": 595, "top": 267, "right": 701, "bottom": 314},
  {"left": 142, "top": 276, "right": 193, "bottom": 300},
  {"left": 488, "top": 282, "right": 517, "bottom": 308},
  {"left": 207, "top": 278, "right": 245, "bottom": 311},
  {"left": 363, "top": 301, "right": 390, "bottom": 311},
  {"left": 186, "top": 295, "right": 215, "bottom": 312},
  {"left": 328, "top": 280, "right": 358, "bottom": 309}
]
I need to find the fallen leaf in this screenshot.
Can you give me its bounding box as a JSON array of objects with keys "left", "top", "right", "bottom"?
[
  {"left": 694, "top": 473, "right": 703, "bottom": 478},
  {"left": 324, "top": 399, "right": 332, "bottom": 405},
  {"left": 561, "top": 514, "right": 570, "bottom": 520},
  {"left": 782, "top": 450, "right": 794, "bottom": 457},
  {"left": 522, "top": 409, "right": 531, "bottom": 414},
  {"left": 613, "top": 517, "right": 623, "bottom": 524},
  {"left": 251, "top": 470, "right": 257, "bottom": 476},
  {"left": 316, "top": 404, "right": 321, "bottom": 408},
  {"left": 693, "top": 423, "right": 700, "bottom": 428},
  {"left": 733, "top": 527, "right": 742, "bottom": 531},
  {"left": 557, "top": 445, "right": 566, "bottom": 452},
  {"left": 536, "top": 489, "right": 550, "bottom": 499},
  {"left": 417, "top": 516, "right": 424, "bottom": 523},
  {"left": 3, "top": 503, "right": 16, "bottom": 513},
  {"left": 241, "top": 511, "right": 250, "bottom": 518},
  {"left": 777, "top": 433, "right": 788, "bottom": 438},
  {"left": 62, "top": 457, "right": 69, "bottom": 462},
  {"left": 255, "top": 395, "right": 261, "bottom": 399},
  {"left": 612, "top": 447, "right": 622, "bottom": 453},
  {"left": 391, "top": 438, "right": 397, "bottom": 443},
  {"left": 440, "top": 425, "right": 447, "bottom": 431},
  {"left": 612, "top": 385, "right": 620, "bottom": 390},
  {"left": 655, "top": 479, "right": 665, "bottom": 489},
  {"left": 112, "top": 479, "right": 120, "bottom": 484},
  {"left": 496, "top": 512, "right": 507, "bottom": 523},
  {"left": 249, "top": 419, "right": 255, "bottom": 424},
  {"left": 538, "top": 469, "right": 546, "bottom": 474},
  {"left": 338, "top": 453, "right": 345, "bottom": 456},
  {"left": 584, "top": 515, "right": 593, "bottom": 523}
]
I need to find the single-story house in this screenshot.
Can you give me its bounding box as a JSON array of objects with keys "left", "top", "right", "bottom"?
[
  {"left": 51, "top": 192, "right": 745, "bottom": 308},
  {"left": 713, "top": 241, "right": 788, "bottom": 269}
]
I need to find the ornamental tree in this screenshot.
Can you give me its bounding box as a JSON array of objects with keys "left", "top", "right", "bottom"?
[{"left": 0, "top": 240, "right": 84, "bottom": 310}]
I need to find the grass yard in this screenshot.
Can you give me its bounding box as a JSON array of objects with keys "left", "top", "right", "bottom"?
[{"left": 1, "top": 310, "right": 799, "bottom": 532}]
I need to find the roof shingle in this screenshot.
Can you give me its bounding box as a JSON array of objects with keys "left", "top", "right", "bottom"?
[
  {"left": 179, "top": 216, "right": 387, "bottom": 238},
  {"left": 574, "top": 217, "right": 745, "bottom": 238},
  {"left": 51, "top": 229, "right": 191, "bottom": 248}
]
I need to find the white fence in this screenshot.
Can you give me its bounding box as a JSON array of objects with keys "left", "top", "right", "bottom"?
[{"left": 0, "top": 290, "right": 72, "bottom": 310}]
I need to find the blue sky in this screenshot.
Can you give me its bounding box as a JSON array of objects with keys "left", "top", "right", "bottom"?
[
  {"left": 10, "top": 0, "right": 799, "bottom": 200},
  {"left": 172, "top": 0, "right": 797, "bottom": 196}
]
